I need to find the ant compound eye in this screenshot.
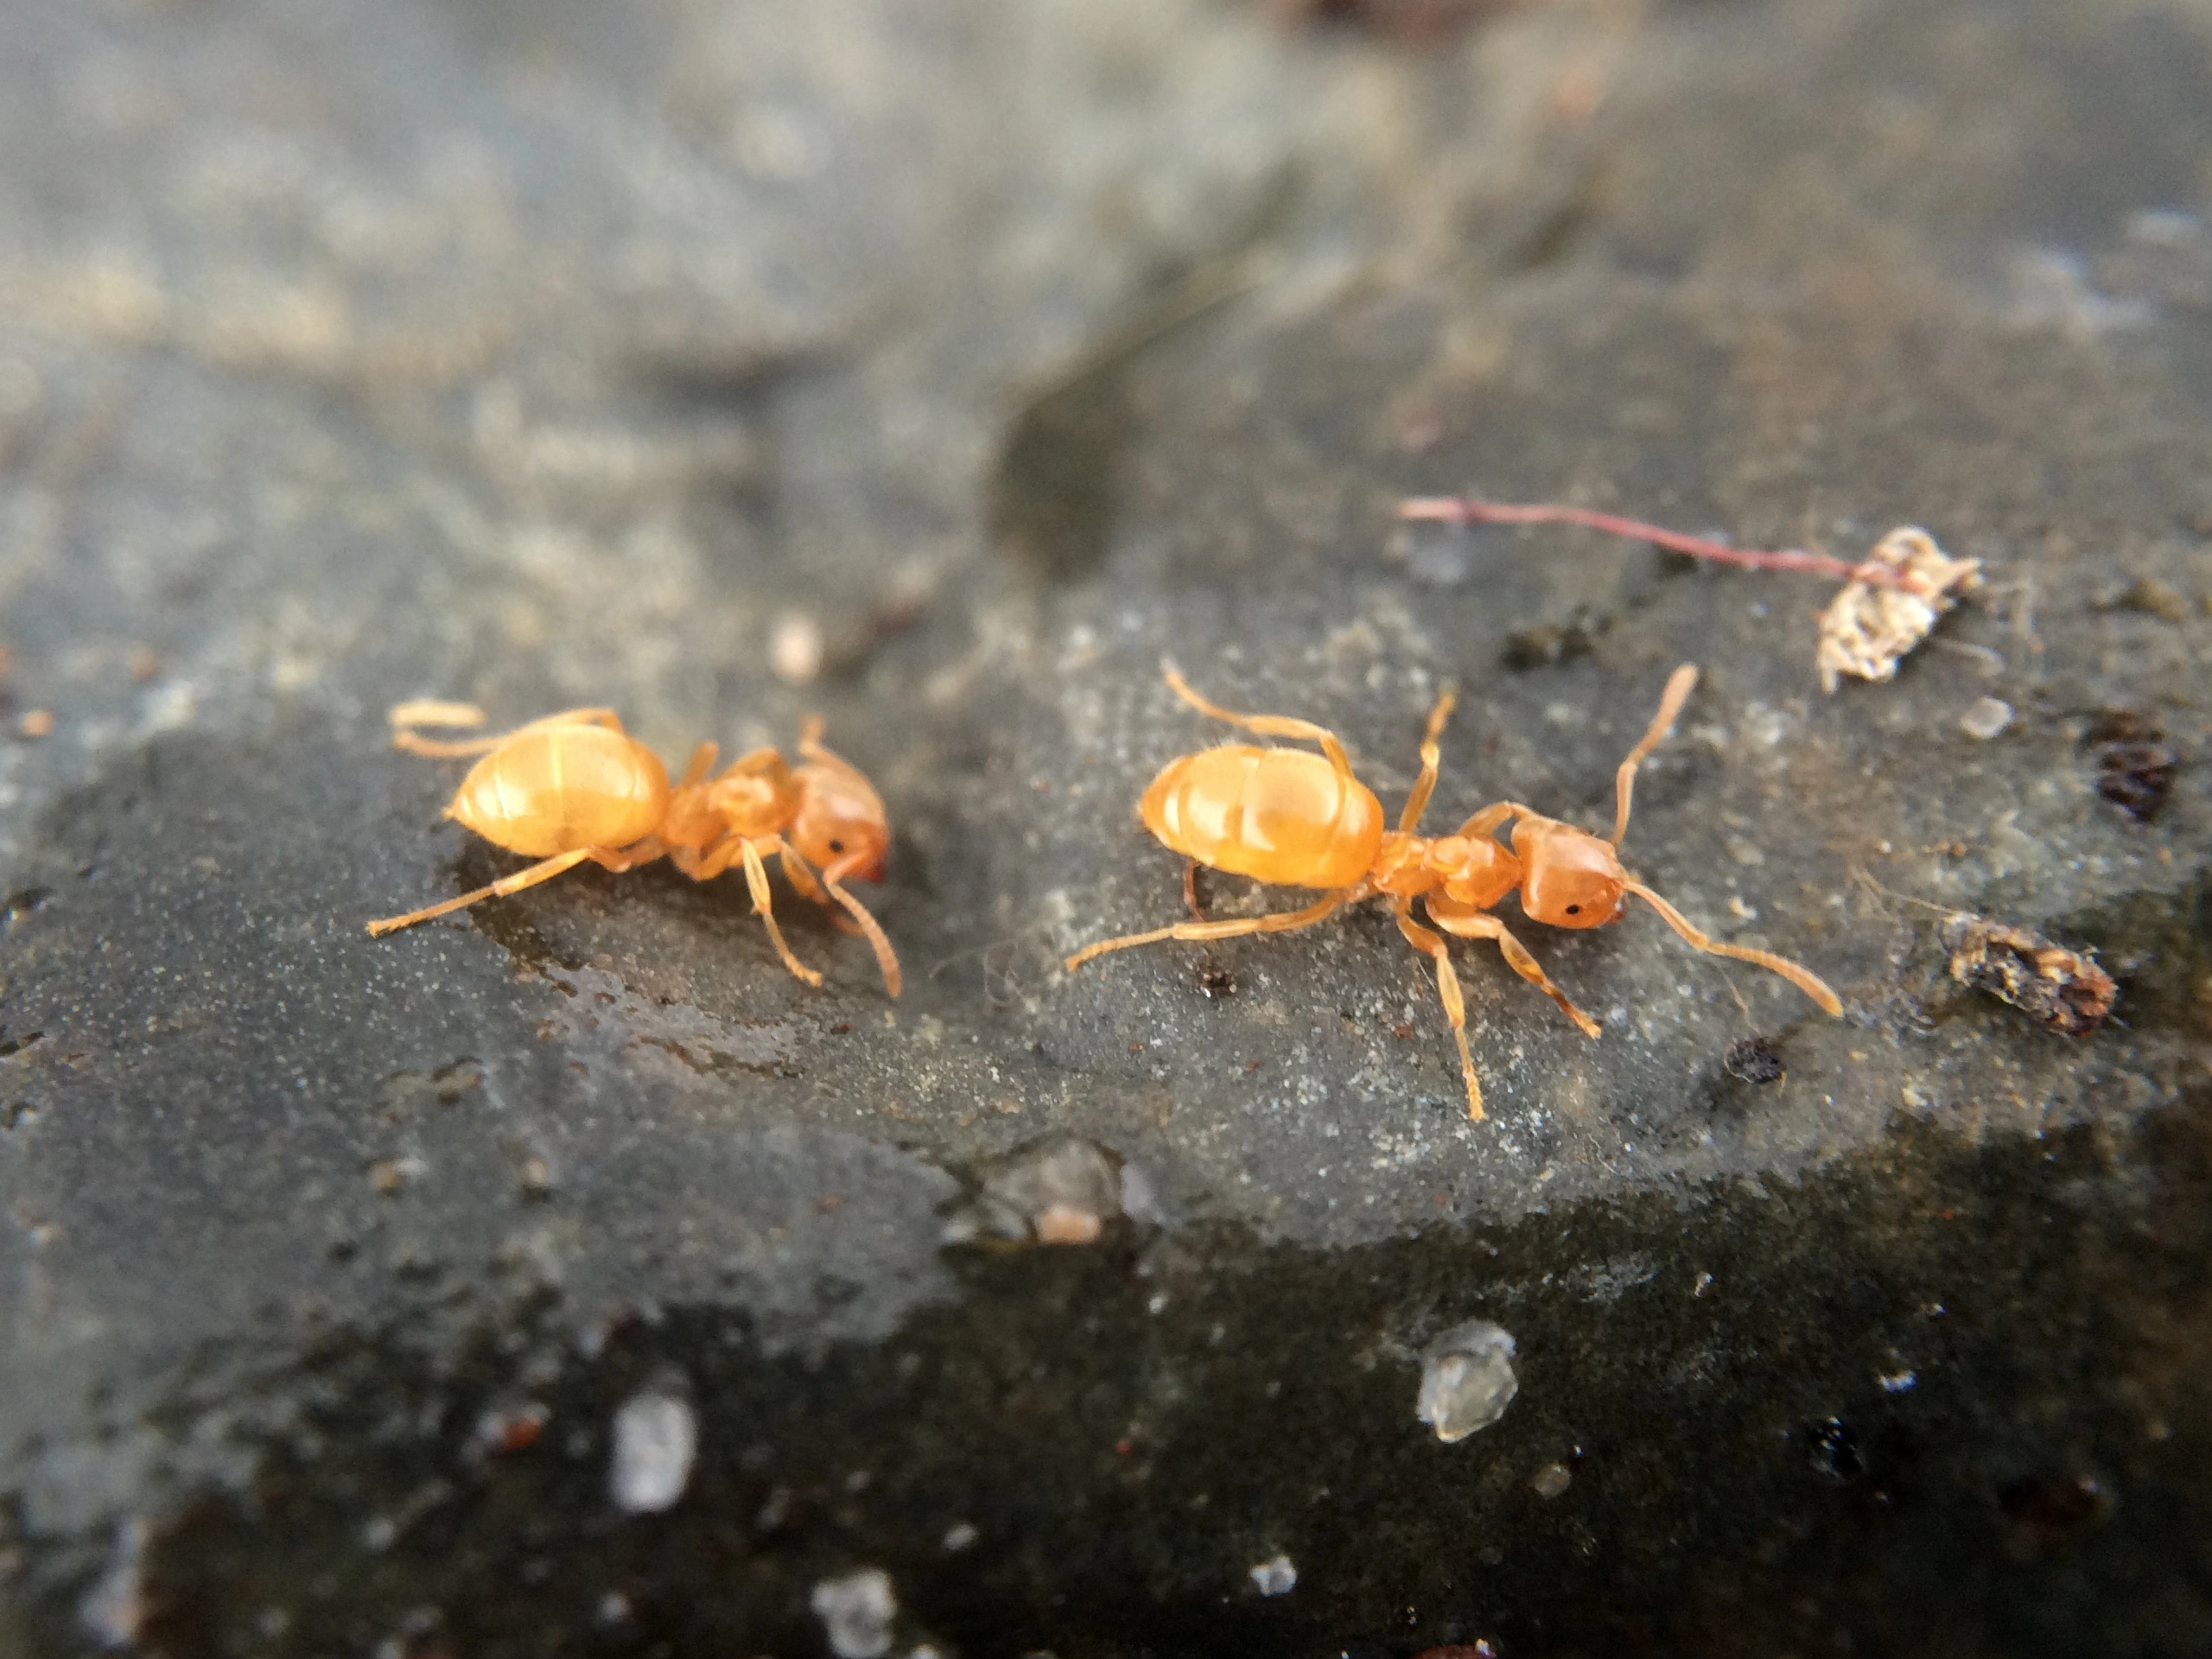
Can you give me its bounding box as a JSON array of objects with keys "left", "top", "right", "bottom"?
[
  {"left": 1565, "top": 904, "right": 1580, "bottom": 916},
  {"left": 829, "top": 839, "right": 845, "bottom": 854}
]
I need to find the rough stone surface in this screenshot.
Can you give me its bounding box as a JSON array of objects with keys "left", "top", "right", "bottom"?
[{"left": 3, "top": 0, "right": 2210, "bottom": 1653}]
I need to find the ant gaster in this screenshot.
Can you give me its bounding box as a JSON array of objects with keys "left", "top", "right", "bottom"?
[
  {"left": 1064, "top": 665, "right": 1839, "bottom": 1117},
  {"left": 367, "top": 702, "right": 900, "bottom": 995}
]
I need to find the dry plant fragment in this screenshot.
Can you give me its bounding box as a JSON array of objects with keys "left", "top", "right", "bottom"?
[
  {"left": 1939, "top": 912, "right": 2115, "bottom": 1035},
  {"left": 1815, "top": 527, "right": 1983, "bottom": 693}
]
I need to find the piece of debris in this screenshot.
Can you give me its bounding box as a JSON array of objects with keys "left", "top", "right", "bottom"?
[
  {"left": 1502, "top": 610, "right": 1605, "bottom": 670},
  {"left": 1998, "top": 1472, "right": 2114, "bottom": 1560},
  {"left": 607, "top": 1382, "right": 697, "bottom": 1515},
  {"left": 78, "top": 1518, "right": 144, "bottom": 1650},
  {"left": 1806, "top": 1417, "right": 1864, "bottom": 1480},
  {"left": 19, "top": 709, "right": 54, "bottom": 739},
  {"left": 769, "top": 610, "right": 825, "bottom": 684},
  {"left": 2094, "top": 575, "right": 2190, "bottom": 622},
  {"left": 810, "top": 1567, "right": 898, "bottom": 1659},
  {"left": 1529, "top": 1461, "right": 1573, "bottom": 1498},
  {"left": 467, "top": 1400, "right": 550, "bottom": 1460},
  {"left": 1958, "top": 696, "right": 2014, "bottom": 740},
  {"left": 1416, "top": 1319, "right": 1518, "bottom": 1442},
  {"left": 1815, "top": 527, "right": 1983, "bottom": 693},
  {"left": 1723, "top": 1035, "right": 1785, "bottom": 1084},
  {"left": 1394, "top": 498, "right": 1980, "bottom": 692},
  {"left": 943, "top": 1135, "right": 1158, "bottom": 1245},
  {"left": 2096, "top": 741, "right": 2177, "bottom": 823},
  {"left": 1939, "top": 912, "right": 2117, "bottom": 1036},
  {"left": 1248, "top": 1553, "right": 1298, "bottom": 1596}
]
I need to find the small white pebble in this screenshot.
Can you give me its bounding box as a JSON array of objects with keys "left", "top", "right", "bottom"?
[
  {"left": 1418, "top": 1320, "right": 1518, "bottom": 1442},
  {"left": 771, "top": 611, "right": 825, "bottom": 684},
  {"left": 941, "top": 1522, "right": 978, "bottom": 1553},
  {"left": 812, "top": 1567, "right": 898, "bottom": 1659},
  {"left": 1878, "top": 1369, "right": 1918, "bottom": 1393},
  {"left": 1529, "top": 1461, "right": 1573, "bottom": 1499},
  {"left": 1249, "top": 1553, "right": 1297, "bottom": 1596},
  {"left": 608, "top": 1387, "right": 697, "bottom": 1515},
  {"left": 1959, "top": 696, "right": 2013, "bottom": 740}
]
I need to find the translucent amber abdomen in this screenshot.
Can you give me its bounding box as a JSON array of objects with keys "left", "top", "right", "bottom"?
[
  {"left": 451, "top": 727, "right": 671, "bottom": 857},
  {"left": 1141, "top": 745, "right": 1383, "bottom": 890}
]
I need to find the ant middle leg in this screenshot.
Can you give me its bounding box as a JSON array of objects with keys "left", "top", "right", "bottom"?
[
  {"left": 1064, "top": 882, "right": 1370, "bottom": 971},
  {"left": 1622, "top": 879, "right": 1843, "bottom": 1014},
  {"left": 1395, "top": 683, "right": 1460, "bottom": 834},
  {"left": 1425, "top": 899, "right": 1602, "bottom": 1037},
  {"left": 1392, "top": 901, "right": 1484, "bottom": 1120}
]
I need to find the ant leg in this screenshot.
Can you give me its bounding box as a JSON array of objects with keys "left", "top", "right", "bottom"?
[
  {"left": 392, "top": 706, "right": 625, "bottom": 759},
  {"left": 1160, "top": 666, "right": 1359, "bottom": 798},
  {"left": 1183, "top": 858, "right": 1208, "bottom": 922},
  {"left": 817, "top": 847, "right": 903, "bottom": 998},
  {"left": 1622, "top": 879, "right": 1844, "bottom": 1015},
  {"left": 1448, "top": 801, "right": 1522, "bottom": 841},
  {"left": 1611, "top": 666, "right": 1698, "bottom": 848},
  {"left": 366, "top": 848, "right": 595, "bottom": 935},
  {"left": 1064, "top": 883, "right": 1370, "bottom": 971},
  {"left": 1391, "top": 901, "right": 1484, "bottom": 1121},
  {"left": 779, "top": 841, "right": 825, "bottom": 903},
  {"left": 1426, "top": 902, "right": 1602, "bottom": 1038},
  {"left": 737, "top": 838, "right": 823, "bottom": 988},
  {"left": 1395, "top": 684, "right": 1460, "bottom": 834},
  {"left": 677, "top": 741, "right": 719, "bottom": 787}
]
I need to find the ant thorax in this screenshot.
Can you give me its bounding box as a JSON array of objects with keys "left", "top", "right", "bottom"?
[
  {"left": 689, "top": 766, "right": 797, "bottom": 838},
  {"left": 1372, "top": 830, "right": 1520, "bottom": 908}
]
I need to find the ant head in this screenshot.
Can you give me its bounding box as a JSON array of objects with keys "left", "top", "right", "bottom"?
[
  {"left": 1512, "top": 818, "right": 1625, "bottom": 930},
  {"left": 791, "top": 756, "right": 890, "bottom": 883}
]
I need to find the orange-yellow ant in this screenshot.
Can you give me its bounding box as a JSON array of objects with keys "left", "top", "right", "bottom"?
[
  {"left": 367, "top": 701, "right": 900, "bottom": 996},
  {"left": 1064, "top": 665, "right": 1840, "bottom": 1117}
]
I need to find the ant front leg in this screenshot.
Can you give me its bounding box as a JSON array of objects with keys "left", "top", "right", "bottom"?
[
  {"left": 1424, "top": 899, "right": 1602, "bottom": 1038},
  {"left": 1391, "top": 899, "right": 1484, "bottom": 1121}
]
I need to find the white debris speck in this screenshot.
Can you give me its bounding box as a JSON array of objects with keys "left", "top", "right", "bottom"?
[
  {"left": 1529, "top": 1461, "right": 1573, "bottom": 1499},
  {"left": 942, "top": 1136, "right": 1133, "bottom": 1245},
  {"left": 770, "top": 610, "right": 825, "bottom": 684},
  {"left": 1815, "top": 526, "right": 1982, "bottom": 694},
  {"left": 1959, "top": 696, "right": 2013, "bottom": 740},
  {"left": 607, "top": 1385, "right": 696, "bottom": 1515},
  {"left": 1417, "top": 1320, "right": 1519, "bottom": 1442},
  {"left": 811, "top": 1567, "right": 898, "bottom": 1659},
  {"left": 941, "top": 1521, "right": 978, "bottom": 1553},
  {"left": 78, "top": 1518, "right": 144, "bottom": 1649},
  {"left": 1249, "top": 1553, "right": 1298, "bottom": 1596},
  {"left": 1878, "top": 1370, "right": 1918, "bottom": 1394}
]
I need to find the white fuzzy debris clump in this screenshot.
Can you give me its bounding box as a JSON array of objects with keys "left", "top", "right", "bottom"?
[
  {"left": 1249, "top": 1553, "right": 1298, "bottom": 1596},
  {"left": 1417, "top": 1320, "right": 1519, "bottom": 1442},
  {"left": 1816, "top": 527, "right": 1982, "bottom": 693},
  {"left": 607, "top": 1385, "right": 697, "bottom": 1515},
  {"left": 811, "top": 1567, "right": 899, "bottom": 1659}
]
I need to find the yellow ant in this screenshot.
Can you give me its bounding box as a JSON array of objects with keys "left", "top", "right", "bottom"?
[
  {"left": 1065, "top": 665, "right": 1840, "bottom": 1117},
  {"left": 367, "top": 701, "right": 900, "bottom": 996}
]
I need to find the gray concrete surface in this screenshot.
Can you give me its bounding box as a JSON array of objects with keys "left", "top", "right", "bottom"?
[{"left": 1, "top": 0, "right": 2209, "bottom": 1652}]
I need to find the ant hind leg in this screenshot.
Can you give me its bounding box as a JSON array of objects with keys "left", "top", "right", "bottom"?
[
  {"left": 391, "top": 706, "right": 625, "bottom": 760},
  {"left": 1395, "top": 684, "right": 1460, "bottom": 834},
  {"left": 367, "top": 847, "right": 595, "bottom": 935},
  {"left": 1065, "top": 883, "right": 1369, "bottom": 971},
  {"left": 1611, "top": 666, "right": 1698, "bottom": 849}
]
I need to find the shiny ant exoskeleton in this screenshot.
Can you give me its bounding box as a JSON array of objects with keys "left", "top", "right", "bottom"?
[
  {"left": 367, "top": 702, "right": 899, "bottom": 995},
  {"left": 1065, "top": 665, "right": 1839, "bottom": 1117}
]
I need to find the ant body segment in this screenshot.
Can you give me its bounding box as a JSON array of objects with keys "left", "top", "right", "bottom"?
[
  {"left": 367, "top": 702, "right": 900, "bottom": 997},
  {"left": 1064, "top": 666, "right": 1839, "bottom": 1118}
]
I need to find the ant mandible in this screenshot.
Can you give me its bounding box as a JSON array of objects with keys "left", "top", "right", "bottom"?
[
  {"left": 1064, "top": 665, "right": 1840, "bottom": 1118},
  {"left": 367, "top": 702, "right": 901, "bottom": 997}
]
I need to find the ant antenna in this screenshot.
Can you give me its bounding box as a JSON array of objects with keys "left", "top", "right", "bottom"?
[{"left": 1612, "top": 664, "right": 1697, "bottom": 848}]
